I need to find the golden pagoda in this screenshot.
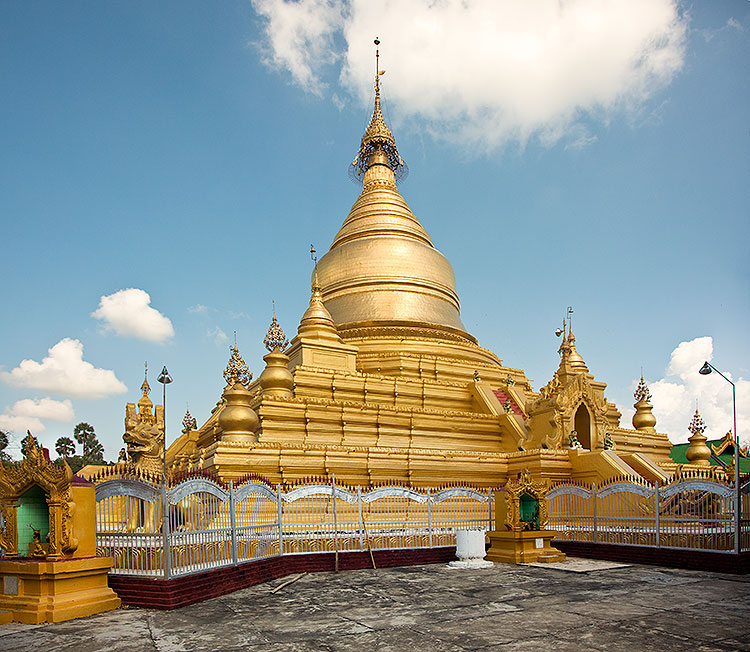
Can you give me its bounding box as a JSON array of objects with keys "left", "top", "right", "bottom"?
[{"left": 160, "top": 51, "right": 674, "bottom": 488}]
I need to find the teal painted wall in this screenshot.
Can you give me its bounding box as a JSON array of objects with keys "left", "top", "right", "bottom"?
[{"left": 16, "top": 485, "right": 49, "bottom": 555}]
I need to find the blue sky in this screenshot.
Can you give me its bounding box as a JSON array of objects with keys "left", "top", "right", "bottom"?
[{"left": 1, "top": 1, "right": 748, "bottom": 459}]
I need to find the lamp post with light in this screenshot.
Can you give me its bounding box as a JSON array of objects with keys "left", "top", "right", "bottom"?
[
  {"left": 157, "top": 366, "right": 173, "bottom": 485},
  {"left": 698, "top": 361, "right": 740, "bottom": 553}
]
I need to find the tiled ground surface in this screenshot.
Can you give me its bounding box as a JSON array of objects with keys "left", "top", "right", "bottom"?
[{"left": 1, "top": 559, "right": 747, "bottom": 651}]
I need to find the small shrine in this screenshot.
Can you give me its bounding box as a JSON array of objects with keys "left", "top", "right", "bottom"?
[
  {"left": 0, "top": 433, "right": 120, "bottom": 623},
  {"left": 485, "top": 468, "right": 566, "bottom": 564}
]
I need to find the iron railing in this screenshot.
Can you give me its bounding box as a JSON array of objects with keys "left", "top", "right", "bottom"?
[
  {"left": 94, "top": 472, "right": 495, "bottom": 578},
  {"left": 547, "top": 474, "right": 750, "bottom": 553}
]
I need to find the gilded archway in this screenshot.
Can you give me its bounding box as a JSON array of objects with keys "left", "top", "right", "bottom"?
[{"left": 0, "top": 433, "right": 78, "bottom": 559}]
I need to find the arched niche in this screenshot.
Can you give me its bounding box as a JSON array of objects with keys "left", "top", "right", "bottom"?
[
  {"left": 574, "top": 403, "right": 592, "bottom": 450},
  {"left": 16, "top": 484, "right": 49, "bottom": 556}
]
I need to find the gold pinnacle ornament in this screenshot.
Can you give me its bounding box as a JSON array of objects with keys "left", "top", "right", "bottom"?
[
  {"left": 350, "top": 37, "right": 407, "bottom": 183},
  {"left": 634, "top": 376, "right": 652, "bottom": 403},
  {"left": 223, "top": 342, "right": 252, "bottom": 388},
  {"left": 688, "top": 408, "right": 706, "bottom": 435},
  {"left": 263, "top": 309, "right": 289, "bottom": 352},
  {"left": 141, "top": 362, "right": 150, "bottom": 396},
  {"left": 182, "top": 408, "right": 196, "bottom": 433}
]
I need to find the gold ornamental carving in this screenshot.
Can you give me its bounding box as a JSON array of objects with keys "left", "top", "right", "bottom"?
[
  {"left": 123, "top": 365, "right": 165, "bottom": 474},
  {"left": 264, "top": 311, "right": 290, "bottom": 352},
  {"left": 224, "top": 342, "right": 253, "bottom": 388},
  {"left": 502, "top": 468, "right": 549, "bottom": 531},
  {"left": 0, "top": 432, "right": 78, "bottom": 559}
]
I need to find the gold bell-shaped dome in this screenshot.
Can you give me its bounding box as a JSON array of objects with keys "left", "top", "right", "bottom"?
[
  {"left": 315, "top": 64, "right": 471, "bottom": 342},
  {"left": 218, "top": 343, "right": 258, "bottom": 443}
]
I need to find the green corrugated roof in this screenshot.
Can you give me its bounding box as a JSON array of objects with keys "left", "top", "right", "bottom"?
[{"left": 670, "top": 438, "right": 750, "bottom": 472}]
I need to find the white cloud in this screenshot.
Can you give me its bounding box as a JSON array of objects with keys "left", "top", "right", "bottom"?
[
  {"left": 0, "top": 414, "right": 45, "bottom": 435},
  {"left": 0, "top": 398, "right": 74, "bottom": 438},
  {"left": 188, "top": 304, "right": 209, "bottom": 314},
  {"left": 207, "top": 327, "right": 229, "bottom": 346},
  {"left": 619, "top": 337, "right": 749, "bottom": 445},
  {"left": 92, "top": 288, "right": 174, "bottom": 343},
  {"left": 253, "top": 0, "right": 346, "bottom": 95},
  {"left": 9, "top": 397, "right": 75, "bottom": 423},
  {"left": 251, "top": 0, "right": 687, "bottom": 150},
  {"left": 0, "top": 338, "right": 128, "bottom": 399}
]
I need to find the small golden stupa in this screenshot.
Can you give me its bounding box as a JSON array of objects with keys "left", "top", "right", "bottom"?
[
  {"left": 685, "top": 408, "right": 711, "bottom": 466},
  {"left": 154, "top": 44, "right": 674, "bottom": 488}
]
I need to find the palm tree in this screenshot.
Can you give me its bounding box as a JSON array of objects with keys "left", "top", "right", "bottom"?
[{"left": 55, "top": 436, "right": 76, "bottom": 459}]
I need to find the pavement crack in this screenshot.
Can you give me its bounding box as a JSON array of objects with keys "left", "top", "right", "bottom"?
[{"left": 145, "top": 615, "right": 160, "bottom": 652}]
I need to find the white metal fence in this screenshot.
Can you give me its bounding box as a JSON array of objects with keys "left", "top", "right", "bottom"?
[
  {"left": 94, "top": 472, "right": 495, "bottom": 578},
  {"left": 547, "top": 475, "right": 750, "bottom": 553}
]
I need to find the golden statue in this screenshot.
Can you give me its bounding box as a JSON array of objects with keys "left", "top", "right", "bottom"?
[{"left": 123, "top": 364, "right": 164, "bottom": 475}]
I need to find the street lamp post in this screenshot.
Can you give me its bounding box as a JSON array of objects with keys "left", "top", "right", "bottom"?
[
  {"left": 157, "top": 366, "right": 173, "bottom": 485},
  {"left": 699, "top": 361, "right": 740, "bottom": 554}
]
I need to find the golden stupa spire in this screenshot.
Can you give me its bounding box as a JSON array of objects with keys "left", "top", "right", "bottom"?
[
  {"left": 565, "top": 331, "right": 589, "bottom": 372},
  {"left": 556, "top": 310, "right": 587, "bottom": 376},
  {"left": 140, "top": 362, "right": 150, "bottom": 396},
  {"left": 686, "top": 407, "right": 711, "bottom": 466},
  {"left": 632, "top": 375, "right": 656, "bottom": 432},
  {"left": 299, "top": 267, "right": 337, "bottom": 333},
  {"left": 182, "top": 407, "right": 196, "bottom": 434},
  {"left": 634, "top": 376, "right": 652, "bottom": 403},
  {"left": 264, "top": 304, "right": 290, "bottom": 352},
  {"left": 314, "top": 39, "right": 469, "bottom": 340},
  {"left": 350, "top": 37, "right": 406, "bottom": 184},
  {"left": 223, "top": 339, "right": 252, "bottom": 388},
  {"left": 137, "top": 361, "right": 154, "bottom": 415}
]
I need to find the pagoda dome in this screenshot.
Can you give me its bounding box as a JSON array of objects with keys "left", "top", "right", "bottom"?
[{"left": 315, "top": 72, "right": 471, "bottom": 342}]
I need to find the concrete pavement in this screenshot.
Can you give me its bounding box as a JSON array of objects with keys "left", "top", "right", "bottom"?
[{"left": 1, "top": 559, "right": 747, "bottom": 651}]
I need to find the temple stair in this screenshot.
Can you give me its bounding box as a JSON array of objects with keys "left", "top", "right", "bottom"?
[
  {"left": 470, "top": 382, "right": 528, "bottom": 450},
  {"left": 568, "top": 449, "right": 659, "bottom": 484},
  {"left": 618, "top": 452, "right": 670, "bottom": 484}
]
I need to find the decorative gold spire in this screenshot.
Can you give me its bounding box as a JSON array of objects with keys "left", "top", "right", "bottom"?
[
  {"left": 688, "top": 409, "right": 706, "bottom": 436},
  {"left": 632, "top": 375, "right": 656, "bottom": 432},
  {"left": 565, "top": 332, "right": 588, "bottom": 372},
  {"left": 263, "top": 308, "right": 289, "bottom": 352},
  {"left": 140, "top": 362, "right": 150, "bottom": 396},
  {"left": 634, "top": 376, "right": 652, "bottom": 403},
  {"left": 350, "top": 38, "right": 407, "bottom": 184},
  {"left": 299, "top": 270, "right": 336, "bottom": 332},
  {"left": 137, "top": 362, "right": 154, "bottom": 415},
  {"left": 315, "top": 39, "right": 470, "bottom": 341},
  {"left": 223, "top": 342, "right": 252, "bottom": 388},
  {"left": 182, "top": 408, "right": 196, "bottom": 434}
]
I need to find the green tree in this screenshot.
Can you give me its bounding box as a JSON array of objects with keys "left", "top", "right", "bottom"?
[
  {"left": 0, "top": 429, "right": 10, "bottom": 461},
  {"left": 55, "top": 436, "right": 76, "bottom": 458},
  {"left": 73, "top": 422, "right": 105, "bottom": 465}
]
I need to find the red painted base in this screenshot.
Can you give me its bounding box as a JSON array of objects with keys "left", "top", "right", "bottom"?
[
  {"left": 553, "top": 541, "right": 750, "bottom": 574},
  {"left": 108, "top": 547, "right": 456, "bottom": 609}
]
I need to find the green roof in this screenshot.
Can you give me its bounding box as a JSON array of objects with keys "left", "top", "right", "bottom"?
[{"left": 670, "top": 438, "right": 750, "bottom": 472}]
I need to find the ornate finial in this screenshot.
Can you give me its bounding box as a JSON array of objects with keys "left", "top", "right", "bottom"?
[
  {"left": 223, "top": 341, "right": 252, "bottom": 388},
  {"left": 688, "top": 409, "right": 706, "bottom": 436},
  {"left": 349, "top": 38, "right": 408, "bottom": 184},
  {"left": 634, "top": 376, "right": 652, "bottom": 403},
  {"left": 264, "top": 311, "right": 290, "bottom": 352},
  {"left": 182, "top": 408, "right": 196, "bottom": 433},
  {"left": 310, "top": 244, "right": 317, "bottom": 265},
  {"left": 141, "top": 362, "right": 150, "bottom": 396}
]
